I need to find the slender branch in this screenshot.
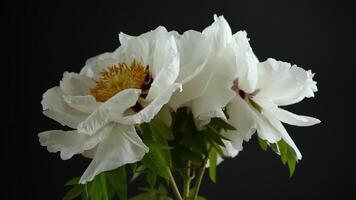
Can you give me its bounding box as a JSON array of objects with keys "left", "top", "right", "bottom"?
[
  {"left": 168, "top": 168, "right": 183, "bottom": 200},
  {"left": 192, "top": 147, "right": 212, "bottom": 200},
  {"left": 183, "top": 161, "right": 193, "bottom": 199}
]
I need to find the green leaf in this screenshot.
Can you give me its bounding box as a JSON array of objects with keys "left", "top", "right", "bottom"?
[
  {"left": 277, "top": 140, "right": 298, "bottom": 177},
  {"left": 100, "top": 173, "right": 109, "bottom": 200},
  {"left": 142, "top": 145, "right": 170, "bottom": 179},
  {"left": 130, "top": 164, "right": 146, "bottom": 183},
  {"left": 63, "top": 185, "right": 83, "bottom": 200},
  {"left": 64, "top": 177, "right": 80, "bottom": 186},
  {"left": 277, "top": 140, "right": 288, "bottom": 164},
  {"left": 208, "top": 140, "right": 225, "bottom": 157},
  {"left": 172, "top": 144, "right": 203, "bottom": 165},
  {"left": 157, "top": 184, "right": 168, "bottom": 195},
  {"left": 208, "top": 118, "right": 236, "bottom": 131},
  {"left": 87, "top": 173, "right": 109, "bottom": 200},
  {"left": 209, "top": 148, "right": 217, "bottom": 183},
  {"left": 106, "top": 167, "right": 128, "bottom": 200},
  {"left": 269, "top": 143, "right": 279, "bottom": 153},
  {"left": 203, "top": 128, "right": 226, "bottom": 147},
  {"left": 150, "top": 118, "right": 174, "bottom": 140},
  {"left": 257, "top": 137, "right": 268, "bottom": 151},
  {"left": 146, "top": 171, "right": 157, "bottom": 189},
  {"left": 144, "top": 139, "right": 173, "bottom": 150},
  {"left": 129, "top": 193, "right": 157, "bottom": 200}
]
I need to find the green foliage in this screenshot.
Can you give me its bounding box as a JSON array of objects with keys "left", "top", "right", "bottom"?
[
  {"left": 63, "top": 184, "right": 84, "bottom": 200},
  {"left": 277, "top": 140, "right": 298, "bottom": 177},
  {"left": 142, "top": 145, "right": 170, "bottom": 180},
  {"left": 63, "top": 167, "right": 127, "bottom": 200},
  {"left": 63, "top": 107, "right": 301, "bottom": 200},
  {"left": 208, "top": 148, "right": 217, "bottom": 183},
  {"left": 130, "top": 185, "right": 173, "bottom": 200},
  {"left": 257, "top": 137, "right": 298, "bottom": 177}
]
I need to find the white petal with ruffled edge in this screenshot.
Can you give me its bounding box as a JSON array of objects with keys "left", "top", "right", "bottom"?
[
  {"left": 63, "top": 95, "right": 101, "bottom": 114},
  {"left": 202, "top": 15, "right": 232, "bottom": 56},
  {"left": 42, "top": 87, "right": 89, "bottom": 128},
  {"left": 79, "top": 124, "right": 149, "bottom": 184},
  {"left": 115, "top": 83, "right": 181, "bottom": 125},
  {"left": 60, "top": 72, "right": 96, "bottom": 96},
  {"left": 38, "top": 124, "right": 113, "bottom": 160},
  {"left": 190, "top": 56, "right": 236, "bottom": 121},
  {"left": 77, "top": 89, "right": 141, "bottom": 135},
  {"left": 145, "top": 35, "right": 179, "bottom": 101},
  {"left": 256, "top": 58, "right": 318, "bottom": 106},
  {"left": 223, "top": 96, "right": 257, "bottom": 153},
  {"left": 232, "top": 31, "right": 259, "bottom": 93},
  {"left": 253, "top": 96, "right": 320, "bottom": 127}
]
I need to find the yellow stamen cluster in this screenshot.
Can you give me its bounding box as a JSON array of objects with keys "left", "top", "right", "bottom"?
[{"left": 90, "top": 60, "right": 148, "bottom": 102}]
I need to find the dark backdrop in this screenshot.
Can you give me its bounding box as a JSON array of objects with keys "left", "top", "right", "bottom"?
[{"left": 4, "top": 0, "right": 352, "bottom": 199}]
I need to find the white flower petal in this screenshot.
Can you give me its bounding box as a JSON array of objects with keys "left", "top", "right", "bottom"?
[
  {"left": 256, "top": 58, "right": 318, "bottom": 106},
  {"left": 42, "top": 87, "right": 88, "bottom": 128},
  {"left": 119, "top": 32, "right": 134, "bottom": 45},
  {"left": 262, "top": 111, "right": 302, "bottom": 159},
  {"left": 77, "top": 89, "right": 141, "bottom": 135},
  {"left": 145, "top": 35, "right": 179, "bottom": 101},
  {"left": 202, "top": 15, "right": 232, "bottom": 56},
  {"left": 196, "top": 108, "right": 227, "bottom": 128},
  {"left": 60, "top": 72, "right": 96, "bottom": 96},
  {"left": 233, "top": 31, "right": 259, "bottom": 93},
  {"left": 82, "top": 146, "right": 97, "bottom": 159},
  {"left": 80, "top": 50, "right": 123, "bottom": 80},
  {"left": 116, "top": 83, "right": 181, "bottom": 125},
  {"left": 79, "top": 125, "right": 149, "bottom": 184},
  {"left": 222, "top": 140, "right": 239, "bottom": 157},
  {"left": 174, "top": 30, "right": 211, "bottom": 84},
  {"left": 253, "top": 96, "right": 320, "bottom": 127},
  {"left": 63, "top": 95, "right": 101, "bottom": 114},
  {"left": 273, "top": 107, "right": 321, "bottom": 126},
  {"left": 223, "top": 96, "right": 257, "bottom": 152},
  {"left": 38, "top": 124, "right": 113, "bottom": 160},
  {"left": 168, "top": 30, "right": 212, "bottom": 110},
  {"left": 187, "top": 49, "right": 237, "bottom": 118}
]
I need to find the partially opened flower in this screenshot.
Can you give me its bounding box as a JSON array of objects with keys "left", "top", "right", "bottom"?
[
  {"left": 224, "top": 58, "right": 320, "bottom": 159},
  {"left": 169, "top": 15, "right": 258, "bottom": 127},
  {"left": 38, "top": 27, "right": 181, "bottom": 183}
]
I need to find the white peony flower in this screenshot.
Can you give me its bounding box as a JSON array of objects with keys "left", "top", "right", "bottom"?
[
  {"left": 169, "top": 15, "right": 258, "bottom": 127},
  {"left": 224, "top": 58, "right": 320, "bottom": 159},
  {"left": 38, "top": 26, "right": 181, "bottom": 183}
]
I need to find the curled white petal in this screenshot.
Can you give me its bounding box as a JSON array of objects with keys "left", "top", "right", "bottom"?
[
  {"left": 77, "top": 89, "right": 141, "bottom": 135},
  {"left": 63, "top": 95, "right": 101, "bottom": 114},
  {"left": 202, "top": 15, "right": 232, "bottom": 56},
  {"left": 38, "top": 124, "right": 113, "bottom": 160},
  {"left": 146, "top": 35, "right": 180, "bottom": 101},
  {"left": 233, "top": 31, "right": 259, "bottom": 93},
  {"left": 42, "top": 87, "right": 88, "bottom": 128},
  {"left": 256, "top": 58, "right": 318, "bottom": 106},
  {"left": 79, "top": 124, "right": 149, "bottom": 184},
  {"left": 115, "top": 83, "right": 182, "bottom": 125},
  {"left": 60, "top": 72, "right": 96, "bottom": 96}
]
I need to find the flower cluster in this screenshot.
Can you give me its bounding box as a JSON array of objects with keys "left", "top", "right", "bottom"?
[{"left": 38, "top": 15, "right": 319, "bottom": 199}]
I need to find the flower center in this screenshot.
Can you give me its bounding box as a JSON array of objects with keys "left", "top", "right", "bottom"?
[
  {"left": 90, "top": 60, "right": 151, "bottom": 102},
  {"left": 231, "top": 78, "right": 260, "bottom": 99}
]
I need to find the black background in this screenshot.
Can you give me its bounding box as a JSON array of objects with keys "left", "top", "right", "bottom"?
[{"left": 4, "top": 0, "right": 353, "bottom": 199}]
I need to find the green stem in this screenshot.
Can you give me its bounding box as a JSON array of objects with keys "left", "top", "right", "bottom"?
[
  {"left": 168, "top": 168, "right": 183, "bottom": 200},
  {"left": 192, "top": 147, "right": 212, "bottom": 200},
  {"left": 183, "top": 161, "right": 193, "bottom": 199},
  {"left": 192, "top": 163, "right": 206, "bottom": 200}
]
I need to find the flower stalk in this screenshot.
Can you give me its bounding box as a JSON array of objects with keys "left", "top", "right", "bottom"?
[{"left": 168, "top": 168, "right": 183, "bottom": 200}]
